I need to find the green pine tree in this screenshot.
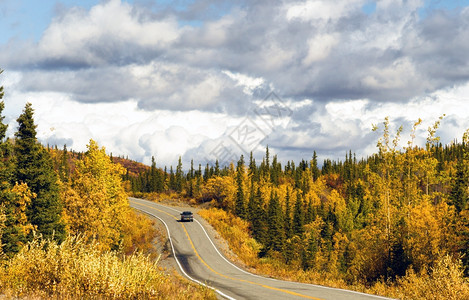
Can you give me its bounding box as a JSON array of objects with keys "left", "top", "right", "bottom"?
[
  {"left": 450, "top": 158, "right": 468, "bottom": 212},
  {"left": 175, "top": 156, "right": 183, "bottom": 192},
  {"left": 235, "top": 155, "right": 246, "bottom": 219},
  {"left": 302, "top": 231, "right": 318, "bottom": 270},
  {"left": 14, "top": 103, "right": 66, "bottom": 242},
  {"left": 58, "top": 144, "right": 70, "bottom": 182},
  {"left": 284, "top": 188, "right": 293, "bottom": 240},
  {"left": 266, "top": 191, "right": 284, "bottom": 253},
  {"left": 293, "top": 191, "right": 305, "bottom": 236},
  {"left": 252, "top": 187, "right": 267, "bottom": 247},
  {"left": 0, "top": 69, "right": 3, "bottom": 101},
  {"left": 0, "top": 100, "right": 31, "bottom": 256},
  {"left": 310, "top": 151, "right": 320, "bottom": 181}
]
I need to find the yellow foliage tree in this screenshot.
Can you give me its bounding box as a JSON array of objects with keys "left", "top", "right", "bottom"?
[
  {"left": 62, "top": 140, "right": 131, "bottom": 251},
  {"left": 404, "top": 199, "right": 444, "bottom": 271},
  {"left": 200, "top": 176, "right": 236, "bottom": 210}
]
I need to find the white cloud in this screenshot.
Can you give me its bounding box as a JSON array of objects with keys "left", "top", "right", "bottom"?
[
  {"left": 35, "top": 0, "right": 179, "bottom": 66},
  {"left": 2, "top": 0, "right": 469, "bottom": 168},
  {"left": 362, "top": 58, "right": 421, "bottom": 90},
  {"left": 222, "top": 70, "right": 265, "bottom": 95},
  {"left": 285, "top": 0, "right": 363, "bottom": 22},
  {"left": 303, "top": 34, "right": 339, "bottom": 65}
]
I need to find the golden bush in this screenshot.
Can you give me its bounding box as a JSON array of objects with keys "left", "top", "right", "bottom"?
[{"left": 0, "top": 235, "right": 216, "bottom": 299}]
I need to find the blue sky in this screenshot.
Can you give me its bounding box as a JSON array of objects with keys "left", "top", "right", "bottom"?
[
  {"left": 1, "top": 0, "right": 469, "bottom": 167},
  {"left": 8, "top": 0, "right": 467, "bottom": 44},
  {"left": 0, "top": 1, "right": 99, "bottom": 43}
]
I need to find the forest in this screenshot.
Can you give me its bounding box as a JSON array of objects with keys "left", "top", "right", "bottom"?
[{"left": 128, "top": 116, "right": 469, "bottom": 298}]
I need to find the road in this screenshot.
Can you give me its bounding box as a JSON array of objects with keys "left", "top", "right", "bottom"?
[{"left": 129, "top": 197, "right": 393, "bottom": 300}]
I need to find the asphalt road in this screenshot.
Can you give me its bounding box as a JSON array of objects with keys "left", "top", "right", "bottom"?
[{"left": 129, "top": 197, "right": 393, "bottom": 300}]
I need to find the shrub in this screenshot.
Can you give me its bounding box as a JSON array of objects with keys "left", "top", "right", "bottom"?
[
  {"left": 0, "top": 235, "right": 216, "bottom": 299},
  {"left": 393, "top": 255, "right": 469, "bottom": 300}
]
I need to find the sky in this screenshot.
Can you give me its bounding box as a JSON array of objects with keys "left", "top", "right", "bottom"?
[{"left": 1, "top": 0, "right": 469, "bottom": 169}]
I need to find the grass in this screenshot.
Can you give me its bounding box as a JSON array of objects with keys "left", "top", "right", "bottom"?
[{"left": 0, "top": 235, "right": 216, "bottom": 299}]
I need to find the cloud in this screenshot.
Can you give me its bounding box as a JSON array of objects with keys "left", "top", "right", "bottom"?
[
  {"left": 4, "top": 0, "right": 469, "bottom": 107},
  {"left": 2, "top": 0, "right": 469, "bottom": 167}
]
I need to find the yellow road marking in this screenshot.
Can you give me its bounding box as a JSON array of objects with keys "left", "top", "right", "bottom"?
[{"left": 131, "top": 199, "right": 323, "bottom": 300}]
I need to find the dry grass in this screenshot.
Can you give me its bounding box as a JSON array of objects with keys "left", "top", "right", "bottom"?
[
  {"left": 0, "top": 235, "right": 216, "bottom": 300},
  {"left": 198, "top": 208, "right": 261, "bottom": 267}
]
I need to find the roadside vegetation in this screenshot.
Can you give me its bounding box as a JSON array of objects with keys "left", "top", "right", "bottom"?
[{"left": 0, "top": 235, "right": 214, "bottom": 299}]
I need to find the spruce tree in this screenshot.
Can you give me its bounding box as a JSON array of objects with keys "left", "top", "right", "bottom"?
[
  {"left": 284, "top": 188, "right": 293, "bottom": 240},
  {"left": 266, "top": 191, "right": 284, "bottom": 253},
  {"left": 214, "top": 160, "right": 220, "bottom": 176},
  {"left": 302, "top": 232, "right": 318, "bottom": 270},
  {"left": 175, "top": 156, "right": 183, "bottom": 192},
  {"left": 149, "top": 156, "right": 157, "bottom": 192},
  {"left": 58, "top": 144, "right": 70, "bottom": 182},
  {"left": 235, "top": 155, "right": 246, "bottom": 219},
  {"left": 0, "top": 69, "right": 3, "bottom": 101},
  {"left": 248, "top": 151, "right": 258, "bottom": 182},
  {"left": 247, "top": 182, "right": 256, "bottom": 221},
  {"left": 195, "top": 164, "right": 202, "bottom": 195},
  {"left": 293, "top": 191, "right": 305, "bottom": 236},
  {"left": 14, "top": 102, "right": 66, "bottom": 242},
  {"left": 311, "top": 151, "right": 320, "bottom": 181},
  {"left": 169, "top": 166, "right": 175, "bottom": 190},
  {"left": 252, "top": 187, "right": 267, "bottom": 246},
  {"left": 0, "top": 99, "right": 31, "bottom": 256},
  {"left": 450, "top": 158, "right": 468, "bottom": 212}
]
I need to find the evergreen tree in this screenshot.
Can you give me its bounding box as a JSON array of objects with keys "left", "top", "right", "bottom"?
[
  {"left": 284, "top": 188, "right": 293, "bottom": 240},
  {"left": 251, "top": 187, "right": 267, "bottom": 247},
  {"left": 249, "top": 151, "right": 258, "bottom": 183},
  {"left": 0, "top": 69, "right": 3, "bottom": 100},
  {"left": 302, "top": 231, "right": 318, "bottom": 270},
  {"left": 169, "top": 166, "right": 175, "bottom": 190},
  {"left": 305, "top": 196, "right": 314, "bottom": 224},
  {"left": 271, "top": 155, "right": 280, "bottom": 185},
  {"left": 235, "top": 155, "right": 246, "bottom": 219},
  {"left": 175, "top": 156, "right": 183, "bottom": 192},
  {"left": 189, "top": 159, "right": 194, "bottom": 180},
  {"left": 0, "top": 101, "right": 11, "bottom": 180},
  {"left": 196, "top": 164, "right": 202, "bottom": 195},
  {"left": 261, "top": 146, "right": 270, "bottom": 179},
  {"left": 214, "top": 160, "right": 220, "bottom": 176},
  {"left": 293, "top": 192, "right": 305, "bottom": 236},
  {"left": 247, "top": 181, "right": 256, "bottom": 221},
  {"left": 58, "top": 144, "right": 70, "bottom": 182},
  {"left": 0, "top": 100, "right": 33, "bottom": 256},
  {"left": 310, "top": 151, "right": 320, "bottom": 181},
  {"left": 14, "top": 103, "right": 66, "bottom": 242},
  {"left": 450, "top": 158, "right": 468, "bottom": 212},
  {"left": 149, "top": 156, "right": 158, "bottom": 192},
  {"left": 204, "top": 163, "right": 210, "bottom": 181},
  {"left": 266, "top": 191, "right": 284, "bottom": 253}
]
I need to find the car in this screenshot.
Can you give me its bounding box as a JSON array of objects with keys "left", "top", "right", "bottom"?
[{"left": 180, "top": 211, "right": 194, "bottom": 222}]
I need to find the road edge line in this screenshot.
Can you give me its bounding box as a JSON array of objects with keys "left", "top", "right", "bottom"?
[{"left": 132, "top": 205, "right": 236, "bottom": 300}]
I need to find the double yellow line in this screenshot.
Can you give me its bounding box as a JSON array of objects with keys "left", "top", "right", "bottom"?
[{"left": 133, "top": 200, "right": 323, "bottom": 300}]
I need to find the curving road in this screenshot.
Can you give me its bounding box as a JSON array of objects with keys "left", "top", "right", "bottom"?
[{"left": 129, "top": 197, "right": 393, "bottom": 300}]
